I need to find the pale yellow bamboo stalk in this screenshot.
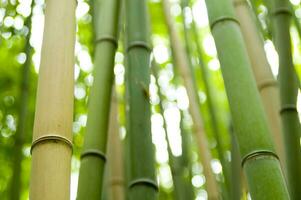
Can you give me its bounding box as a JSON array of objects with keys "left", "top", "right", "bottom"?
[
  {"left": 29, "top": 0, "right": 76, "bottom": 199},
  {"left": 162, "top": 0, "right": 219, "bottom": 199},
  {"left": 233, "top": 0, "right": 286, "bottom": 169},
  {"left": 106, "top": 90, "right": 124, "bottom": 200}
]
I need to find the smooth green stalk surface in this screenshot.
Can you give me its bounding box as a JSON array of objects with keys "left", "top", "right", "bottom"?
[
  {"left": 230, "top": 128, "right": 242, "bottom": 200},
  {"left": 77, "top": 0, "right": 120, "bottom": 199},
  {"left": 204, "top": 0, "right": 290, "bottom": 199},
  {"left": 125, "top": 0, "right": 157, "bottom": 199}
]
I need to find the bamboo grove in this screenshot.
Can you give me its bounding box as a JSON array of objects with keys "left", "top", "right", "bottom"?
[{"left": 1, "top": 0, "right": 301, "bottom": 199}]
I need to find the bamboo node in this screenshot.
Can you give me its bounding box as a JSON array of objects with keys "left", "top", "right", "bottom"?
[
  {"left": 128, "top": 178, "right": 158, "bottom": 191},
  {"left": 233, "top": 0, "right": 247, "bottom": 7},
  {"left": 241, "top": 150, "right": 279, "bottom": 167},
  {"left": 280, "top": 104, "right": 297, "bottom": 114},
  {"left": 30, "top": 135, "right": 73, "bottom": 154},
  {"left": 95, "top": 35, "right": 118, "bottom": 48},
  {"left": 272, "top": 7, "right": 292, "bottom": 16},
  {"left": 109, "top": 178, "right": 124, "bottom": 186},
  {"left": 126, "top": 41, "right": 152, "bottom": 52},
  {"left": 80, "top": 149, "right": 107, "bottom": 162},
  {"left": 258, "top": 78, "right": 277, "bottom": 92},
  {"left": 210, "top": 16, "right": 240, "bottom": 30}
]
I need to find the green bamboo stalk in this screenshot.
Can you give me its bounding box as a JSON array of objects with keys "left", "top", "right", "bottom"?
[
  {"left": 125, "top": 0, "right": 158, "bottom": 199},
  {"left": 178, "top": 112, "right": 195, "bottom": 200},
  {"left": 230, "top": 130, "right": 242, "bottom": 200},
  {"left": 106, "top": 90, "right": 124, "bottom": 200},
  {"left": 152, "top": 61, "right": 194, "bottom": 200},
  {"left": 204, "top": 0, "right": 290, "bottom": 199},
  {"left": 190, "top": 6, "right": 231, "bottom": 195},
  {"left": 232, "top": 0, "right": 286, "bottom": 171},
  {"left": 77, "top": 0, "right": 120, "bottom": 199},
  {"left": 266, "top": 0, "right": 301, "bottom": 199},
  {"left": 9, "top": 3, "right": 33, "bottom": 200},
  {"left": 162, "top": 1, "right": 220, "bottom": 198},
  {"left": 29, "top": 0, "right": 76, "bottom": 199}
]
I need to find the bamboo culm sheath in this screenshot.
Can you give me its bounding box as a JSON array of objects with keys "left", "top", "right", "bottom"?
[
  {"left": 77, "top": 0, "right": 121, "bottom": 199},
  {"left": 204, "top": 0, "right": 290, "bottom": 199}
]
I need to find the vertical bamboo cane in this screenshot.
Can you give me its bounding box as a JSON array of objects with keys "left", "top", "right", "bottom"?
[
  {"left": 152, "top": 61, "right": 194, "bottom": 200},
  {"left": 268, "top": 0, "right": 301, "bottom": 198},
  {"left": 162, "top": 0, "right": 220, "bottom": 199},
  {"left": 230, "top": 130, "right": 242, "bottom": 200},
  {"left": 29, "top": 0, "right": 76, "bottom": 199},
  {"left": 232, "top": 0, "right": 286, "bottom": 170},
  {"left": 9, "top": 2, "right": 33, "bottom": 199},
  {"left": 76, "top": 0, "right": 120, "bottom": 199},
  {"left": 125, "top": 0, "right": 158, "bottom": 199},
  {"left": 107, "top": 90, "right": 124, "bottom": 200},
  {"left": 190, "top": 10, "right": 231, "bottom": 196},
  {"left": 204, "top": 0, "right": 290, "bottom": 198}
]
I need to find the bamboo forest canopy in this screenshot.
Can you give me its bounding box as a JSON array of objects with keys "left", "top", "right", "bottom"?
[{"left": 0, "top": 0, "right": 301, "bottom": 199}]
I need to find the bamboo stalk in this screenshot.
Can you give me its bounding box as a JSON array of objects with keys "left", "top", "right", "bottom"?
[
  {"left": 204, "top": 0, "right": 290, "bottom": 199},
  {"left": 162, "top": 0, "right": 220, "bottom": 199},
  {"left": 29, "top": 0, "right": 76, "bottom": 199},
  {"left": 125, "top": 0, "right": 158, "bottom": 199},
  {"left": 230, "top": 127, "right": 242, "bottom": 200},
  {"left": 9, "top": 3, "right": 33, "bottom": 199},
  {"left": 152, "top": 61, "right": 194, "bottom": 200},
  {"left": 232, "top": 0, "right": 286, "bottom": 171},
  {"left": 178, "top": 112, "right": 195, "bottom": 200},
  {"left": 190, "top": 7, "right": 231, "bottom": 195},
  {"left": 76, "top": 0, "right": 120, "bottom": 199},
  {"left": 267, "top": 0, "right": 301, "bottom": 198},
  {"left": 106, "top": 90, "right": 124, "bottom": 200}
]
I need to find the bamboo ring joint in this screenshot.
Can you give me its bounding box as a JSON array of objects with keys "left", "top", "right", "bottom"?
[
  {"left": 241, "top": 150, "right": 279, "bottom": 167},
  {"left": 95, "top": 35, "right": 118, "bottom": 48},
  {"left": 272, "top": 7, "right": 292, "bottom": 16},
  {"left": 80, "top": 149, "right": 107, "bottom": 162},
  {"left": 280, "top": 104, "right": 297, "bottom": 114},
  {"left": 233, "top": 0, "right": 247, "bottom": 7},
  {"left": 126, "top": 41, "right": 152, "bottom": 52},
  {"left": 258, "top": 79, "right": 277, "bottom": 92},
  {"left": 109, "top": 178, "right": 124, "bottom": 186},
  {"left": 31, "top": 135, "right": 73, "bottom": 154},
  {"left": 128, "top": 178, "right": 158, "bottom": 191},
  {"left": 210, "top": 16, "right": 240, "bottom": 30}
]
